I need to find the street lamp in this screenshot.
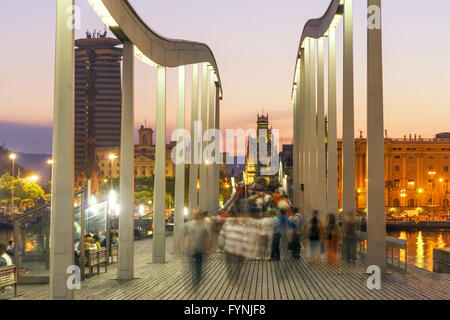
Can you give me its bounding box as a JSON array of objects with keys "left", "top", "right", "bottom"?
[
  {"left": 9, "top": 153, "right": 17, "bottom": 210},
  {"left": 47, "top": 159, "right": 53, "bottom": 184},
  {"left": 108, "top": 153, "right": 117, "bottom": 190}
]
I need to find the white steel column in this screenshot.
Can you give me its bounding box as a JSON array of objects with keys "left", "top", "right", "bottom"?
[
  {"left": 214, "top": 84, "right": 221, "bottom": 210},
  {"left": 292, "top": 77, "right": 299, "bottom": 207},
  {"left": 309, "top": 38, "right": 318, "bottom": 212},
  {"left": 296, "top": 62, "right": 302, "bottom": 209},
  {"left": 207, "top": 69, "right": 215, "bottom": 211},
  {"left": 303, "top": 44, "right": 311, "bottom": 216},
  {"left": 153, "top": 66, "right": 166, "bottom": 263},
  {"left": 199, "top": 64, "right": 208, "bottom": 211},
  {"left": 188, "top": 64, "right": 199, "bottom": 214},
  {"left": 343, "top": 0, "right": 356, "bottom": 215},
  {"left": 327, "top": 27, "right": 339, "bottom": 214},
  {"left": 299, "top": 52, "right": 306, "bottom": 213},
  {"left": 367, "top": 0, "right": 387, "bottom": 269},
  {"left": 118, "top": 41, "right": 135, "bottom": 280},
  {"left": 50, "top": 0, "right": 75, "bottom": 299},
  {"left": 174, "top": 66, "right": 186, "bottom": 243},
  {"left": 317, "top": 37, "right": 327, "bottom": 218}
]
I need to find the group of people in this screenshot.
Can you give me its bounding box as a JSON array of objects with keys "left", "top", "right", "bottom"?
[
  {"left": 0, "top": 241, "right": 14, "bottom": 267},
  {"left": 182, "top": 181, "right": 362, "bottom": 287},
  {"left": 74, "top": 228, "right": 118, "bottom": 258}
]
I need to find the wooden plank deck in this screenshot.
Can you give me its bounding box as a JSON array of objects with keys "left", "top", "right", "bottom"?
[{"left": 2, "top": 236, "right": 449, "bottom": 300}]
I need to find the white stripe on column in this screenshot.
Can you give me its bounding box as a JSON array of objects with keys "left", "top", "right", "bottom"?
[
  {"left": 327, "top": 27, "right": 339, "bottom": 215},
  {"left": 317, "top": 37, "right": 327, "bottom": 218},
  {"left": 174, "top": 66, "right": 186, "bottom": 243},
  {"left": 50, "top": 0, "right": 75, "bottom": 299},
  {"left": 189, "top": 64, "right": 199, "bottom": 216},
  {"left": 367, "top": 0, "right": 387, "bottom": 269},
  {"left": 208, "top": 69, "right": 215, "bottom": 211},
  {"left": 153, "top": 66, "right": 166, "bottom": 263},
  {"left": 343, "top": 0, "right": 356, "bottom": 215},
  {"left": 199, "top": 63, "right": 208, "bottom": 211},
  {"left": 118, "top": 41, "right": 135, "bottom": 280}
]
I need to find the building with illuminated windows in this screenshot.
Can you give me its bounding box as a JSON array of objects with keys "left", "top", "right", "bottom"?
[
  {"left": 96, "top": 125, "right": 175, "bottom": 180},
  {"left": 74, "top": 31, "right": 123, "bottom": 189},
  {"left": 337, "top": 133, "right": 450, "bottom": 214},
  {"left": 244, "top": 113, "right": 274, "bottom": 185}
]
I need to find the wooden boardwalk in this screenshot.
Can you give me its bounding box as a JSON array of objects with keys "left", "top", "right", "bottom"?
[{"left": 3, "top": 237, "right": 449, "bottom": 300}]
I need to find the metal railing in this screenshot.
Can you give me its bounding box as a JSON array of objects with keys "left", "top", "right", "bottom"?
[{"left": 357, "top": 231, "right": 408, "bottom": 273}]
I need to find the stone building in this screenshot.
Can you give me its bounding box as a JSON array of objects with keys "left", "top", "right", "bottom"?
[
  {"left": 337, "top": 133, "right": 450, "bottom": 213},
  {"left": 96, "top": 125, "right": 175, "bottom": 179}
]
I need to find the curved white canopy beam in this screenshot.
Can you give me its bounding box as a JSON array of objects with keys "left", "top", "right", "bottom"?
[
  {"left": 291, "top": 0, "right": 343, "bottom": 96},
  {"left": 89, "top": 0, "right": 223, "bottom": 98}
]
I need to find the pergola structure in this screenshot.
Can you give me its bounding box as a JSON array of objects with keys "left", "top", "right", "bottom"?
[
  {"left": 50, "top": 0, "right": 223, "bottom": 299},
  {"left": 291, "top": 0, "right": 386, "bottom": 268}
]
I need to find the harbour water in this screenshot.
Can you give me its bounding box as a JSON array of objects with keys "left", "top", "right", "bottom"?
[{"left": 0, "top": 228, "right": 448, "bottom": 272}]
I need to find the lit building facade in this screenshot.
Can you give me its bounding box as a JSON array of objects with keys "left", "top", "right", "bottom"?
[
  {"left": 337, "top": 133, "right": 450, "bottom": 214},
  {"left": 244, "top": 113, "right": 273, "bottom": 185},
  {"left": 96, "top": 125, "right": 175, "bottom": 179}
]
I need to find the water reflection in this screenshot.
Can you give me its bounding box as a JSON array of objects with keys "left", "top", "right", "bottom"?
[{"left": 387, "top": 230, "right": 450, "bottom": 271}]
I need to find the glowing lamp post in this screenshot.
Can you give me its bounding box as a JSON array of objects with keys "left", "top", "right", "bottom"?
[
  {"left": 9, "top": 153, "right": 17, "bottom": 210},
  {"left": 108, "top": 153, "right": 117, "bottom": 190}
]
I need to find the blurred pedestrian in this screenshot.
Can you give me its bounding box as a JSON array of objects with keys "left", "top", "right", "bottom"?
[
  {"left": 309, "top": 210, "right": 322, "bottom": 264},
  {"left": 258, "top": 211, "right": 274, "bottom": 260},
  {"left": 342, "top": 211, "right": 358, "bottom": 263},
  {"left": 270, "top": 208, "right": 288, "bottom": 261},
  {"left": 288, "top": 208, "right": 304, "bottom": 259},
  {"left": 185, "top": 210, "right": 210, "bottom": 287},
  {"left": 325, "top": 213, "right": 339, "bottom": 264}
]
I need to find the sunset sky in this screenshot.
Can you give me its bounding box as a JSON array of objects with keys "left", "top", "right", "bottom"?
[{"left": 0, "top": 0, "right": 449, "bottom": 155}]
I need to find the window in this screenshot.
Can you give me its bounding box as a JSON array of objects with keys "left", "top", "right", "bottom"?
[
  {"left": 429, "top": 166, "right": 434, "bottom": 171},
  {"left": 428, "top": 198, "right": 433, "bottom": 205},
  {"left": 394, "top": 180, "right": 400, "bottom": 188},
  {"left": 394, "top": 155, "right": 400, "bottom": 159},
  {"left": 393, "top": 199, "right": 400, "bottom": 206},
  {"left": 444, "top": 166, "right": 448, "bottom": 172},
  {"left": 443, "top": 199, "right": 450, "bottom": 207},
  {"left": 394, "top": 166, "right": 400, "bottom": 172},
  {"left": 408, "top": 199, "right": 415, "bottom": 207},
  {"left": 429, "top": 156, "right": 434, "bottom": 159}
]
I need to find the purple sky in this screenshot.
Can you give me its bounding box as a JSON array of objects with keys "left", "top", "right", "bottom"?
[{"left": 1, "top": 0, "right": 450, "bottom": 155}]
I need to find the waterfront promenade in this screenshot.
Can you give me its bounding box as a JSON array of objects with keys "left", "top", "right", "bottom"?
[{"left": 3, "top": 237, "right": 449, "bottom": 300}]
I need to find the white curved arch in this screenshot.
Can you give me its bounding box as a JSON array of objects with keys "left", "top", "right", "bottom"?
[
  {"left": 89, "top": 0, "right": 223, "bottom": 98},
  {"left": 291, "top": 0, "right": 343, "bottom": 96}
]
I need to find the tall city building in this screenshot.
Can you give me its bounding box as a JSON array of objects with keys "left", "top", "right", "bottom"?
[
  {"left": 244, "top": 113, "right": 274, "bottom": 185},
  {"left": 74, "top": 30, "right": 123, "bottom": 190}
]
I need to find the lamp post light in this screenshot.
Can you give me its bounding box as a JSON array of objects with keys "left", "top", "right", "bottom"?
[
  {"left": 47, "top": 159, "right": 54, "bottom": 184},
  {"left": 9, "top": 153, "right": 17, "bottom": 210},
  {"left": 108, "top": 153, "right": 117, "bottom": 190}
]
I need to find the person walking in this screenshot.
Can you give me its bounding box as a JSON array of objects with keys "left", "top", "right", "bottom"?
[
  {"left": 288, "top": 208, "right": 304, "bottom": 259},
  {"left": 185, "top": 210, "right": 210, "bottom": 287},
  {"left": 309, "top": 210, "right": 322, "bottom": 264},
  {"left": 325, "top": 213, "right": 339, "bottom": 264},
  {"left": 270, "top": 208, "right": 288, "bottom": 261},
  {"left": 342, "top": 211, "right": 358, "bottom": 263}
]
